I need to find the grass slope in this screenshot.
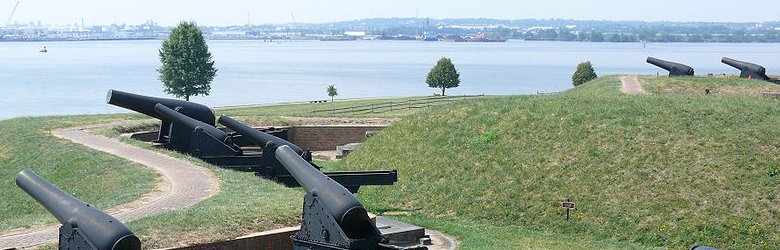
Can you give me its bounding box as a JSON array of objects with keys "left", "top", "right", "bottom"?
[
  {"left": 91, "top": 128, "right": 303, "bottom": 249},
  {"left": 0, "top": 115, "right": 157, "bottom": 233},
  {"left": 641, "top": 75, "right": 780, "bottom": 96},
  {"left": 343, "top": 76, "right": 780, "bottom": 249}
]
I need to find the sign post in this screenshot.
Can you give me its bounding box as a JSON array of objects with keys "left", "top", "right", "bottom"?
[{"left": 561, "top": 199, "right": 575, "bottom": 221}]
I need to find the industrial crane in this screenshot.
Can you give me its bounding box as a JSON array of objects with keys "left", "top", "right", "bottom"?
[{"left": 6, "top": 0, "right": 19, "bottom": 27}]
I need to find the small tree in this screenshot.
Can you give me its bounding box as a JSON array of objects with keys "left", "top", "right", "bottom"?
[
  {"left": 572, "top": 61, "right": 597, "bottom": 86},
  {"left": 327, "top": 84, "right": 338, "bottom": 102},
  {"left": 158, "top": 21, "right": 217, "bottom": 101},
  {"left": 426, "top": 57, "right": 460, "bottom": 96}
]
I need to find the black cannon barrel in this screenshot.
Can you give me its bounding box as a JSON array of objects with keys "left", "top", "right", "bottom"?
[
  {"left": 721, "top": 57, "right": 769, "bottom": 80},
  {"left": 154, "top": 104, "right": 230, "bottom": 143},
  {"left": 106, "top": 89, "right": 215, "bottom": 126},
  {"left": 218, "top": 114, "right": 304, "bottom": 154},
  {"left": 646, "top": 57, "right": 694, "bottom": 76},
  {"left": 16, "top": 169, "right": 141, "bottom": 250},
  {"left": 275, "top": 145, "right": 376, "bottom": 238}
]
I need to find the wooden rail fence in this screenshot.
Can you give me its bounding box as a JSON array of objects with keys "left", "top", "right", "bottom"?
[{"left": 309, "top": 95, "right": 485, "bottom": 116}]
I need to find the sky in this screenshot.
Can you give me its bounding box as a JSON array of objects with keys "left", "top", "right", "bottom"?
[{"left": 4, "top": 0, "right": 779, "bottom": 26}]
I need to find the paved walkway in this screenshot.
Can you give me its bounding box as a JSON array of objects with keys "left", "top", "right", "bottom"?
[
  {"left": 621, "top": 75, "right": 644, "bottom": 94},
  {"left": 0, "top": 123, "right": 219, "bottom": 249}
]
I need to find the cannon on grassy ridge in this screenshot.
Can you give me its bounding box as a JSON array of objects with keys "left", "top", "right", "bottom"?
[
  {"left": 219, "top": 114, "right": 398, "bottom": 193},
  {"left": 721, "top": 57, "right": 771, "bottom": 81},
  {"left": 107, "top": 89, "right": 215, "bottom": 145},
  {"left": 154, "top": 104, "right": 241, "bottom": 157},
  {"left": 646, "top": 57, "right": 694, "bottom": 76},
  {"left": 275, "top": 145, "right": 425, "bottom": 250},
  {"left": 107, "top": 90, "right": 395, "bottom": 192},
  {"left": 106, "top": 90, "right": 283, "bottom": 168},
  {"left": 16, "top": 169, "right": 141, "bottom": 250}
]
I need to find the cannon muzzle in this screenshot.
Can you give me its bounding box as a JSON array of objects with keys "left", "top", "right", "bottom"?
[
  {"left": 646, "top": 57, "right": 694, "bottom": 76},
  {"left": 106, "top": 89, "right": 215, "bottom": 126},
  {"left": 16, "top": 169, "right": 141, "bottom": 250},
  {"left": 218, "top": 114, "right": 304, "bottom": 155},
  {"left": 721, "top": 57, "right": 770, "bottom": 80},
  {"left": 275, "top": 145, "right": 381, "bottom": 243}
]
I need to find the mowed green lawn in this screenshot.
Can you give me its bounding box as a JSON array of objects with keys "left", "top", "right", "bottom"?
[
  {"left": 9, "top": 75, "right": 778, "bottom": 249},
  {"left": 342, "top": 76, "right": 780, "bottom": 249},
  {"left": 0, "top": 115, "right": 158, "bottom": 233}
]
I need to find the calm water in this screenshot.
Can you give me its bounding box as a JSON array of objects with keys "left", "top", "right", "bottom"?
[{"left": 1, "top": 40, "right": 779, "bottom": 119}]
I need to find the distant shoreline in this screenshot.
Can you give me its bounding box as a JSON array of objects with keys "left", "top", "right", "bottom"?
[{"left": 3, "top": 38, "right": 780, "bottom": 43}]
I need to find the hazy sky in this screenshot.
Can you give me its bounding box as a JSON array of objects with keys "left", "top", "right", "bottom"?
[{"left": 4, "top": 0, "right": 779, "bottom": 26}]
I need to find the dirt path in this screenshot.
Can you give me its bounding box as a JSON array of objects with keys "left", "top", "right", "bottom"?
[
  {"left": 621, "top": 75, "right": 644, "bottom": 94},
  {"left": 0, "top": 123, "right": 219, "bottom": 249}
]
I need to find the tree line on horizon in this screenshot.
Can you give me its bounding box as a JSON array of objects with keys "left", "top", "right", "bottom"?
[{"left": 307, "top": 18, "right": 780, "bottom": 43}]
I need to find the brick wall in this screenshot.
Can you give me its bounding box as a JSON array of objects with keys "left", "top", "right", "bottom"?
[
  {"left": 162, "top": 226, "right": 300, "bottom": 250},
  {"left": 287, "top": 125, "right": 386, "bottom": 151}
]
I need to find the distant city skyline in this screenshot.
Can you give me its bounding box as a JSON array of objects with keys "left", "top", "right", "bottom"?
[{"left": 4, "top": 0, "right": 780, "bottom": 26}]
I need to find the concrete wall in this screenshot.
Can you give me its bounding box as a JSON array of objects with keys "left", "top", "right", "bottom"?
[
  {"left": 286, "top": 125, "right": 386, "bottom": 151},
  {"left": 163, "top": 227, "right": 299, "bottom": 250}
]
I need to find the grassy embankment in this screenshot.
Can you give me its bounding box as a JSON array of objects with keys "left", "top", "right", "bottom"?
[
  {"left": 0, "top": 115, "right": 157, "bottom": 233},
  {"left": 3, "top": 93, "right": 643, "bottom": 249},
  {"left": 214, "top": 85, "right": 653, "bottom": 249},
  {"left": 0, "top": 96, "right": 450, "bottom": 249},
  {"left": 11, "top": 76, "right": 780, "bottom": 249},
  {"left": 0, "top": 114, "right": 303, "bottom": 249},
  {"left": 341, "top": 75, "right": 780, "bottom": 249}
]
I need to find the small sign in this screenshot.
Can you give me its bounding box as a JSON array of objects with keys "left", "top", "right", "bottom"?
[{"left": 561, "top": 200, "right": 576, "bottom": 221}]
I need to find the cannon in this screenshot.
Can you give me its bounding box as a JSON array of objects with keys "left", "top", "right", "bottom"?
[
  {"left": 16, "top": 169, "right": 141, "bottom": 250},
  {"left": 154, "top": 104, "right": 240, "bottom": 157},
  {"left": 107, "top": 90, "right": 287, "bottom": 154},
  {"left": 219, "top": 114, "right": 398, "bottom": 193},
  {"left": 721, "top": 57, "right": 770, "bottom": 81},
  {"left": 646, "top": 57, "right": 694, "bottom": 76},
  {"left": 275, "top": 145, "right": 426, "bottom": 250},
  {"left": 107, "top": 90, "right": 395, "bottom": 192},
  {"left": 107, "top": 89, "right": 276, "bottom": 168},
  {"left": 218, "top": 114, "right": 305, "bottom": 155},
  {"left": 107, "top": 89, "right": 216, "bottom": 145}
]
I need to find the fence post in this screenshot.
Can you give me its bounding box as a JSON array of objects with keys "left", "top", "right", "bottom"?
[
  {"left": 390, "top": 101, "right": 393, "bottom": 112},
  {"left": 407, "top": 99, "right": 411, "bottom": 110},
  {"left": 371, "top": 103, "right": 374, "bottom": 113},
  {"left": 352, "top": 106, "right": 355, "bottom": 116}
]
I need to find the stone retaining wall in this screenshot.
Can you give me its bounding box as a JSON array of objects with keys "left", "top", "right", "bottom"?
[{"left": 287, "top": 125, "right": 386, "bottom": 151}]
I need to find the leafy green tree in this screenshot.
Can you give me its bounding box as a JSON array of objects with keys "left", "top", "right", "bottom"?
[
  {"left": 327, "top": 84, "right": 338, "bottom": 102},
  {"left": 589, "top": 32, "right": 604, "bottom": 42},
  {"left": 426, "top": 57, "right": 460, "bottom": 96},
  {"left": 158, "top": 21, "right": 217, "bottom": 101},
  {"left": 572, "top": 61, "right": 597, "bottom": 86}
]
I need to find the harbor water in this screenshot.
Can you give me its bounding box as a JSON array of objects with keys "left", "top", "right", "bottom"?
[{"left": 2, "top": 40, "right": 779, "bottom": 119}]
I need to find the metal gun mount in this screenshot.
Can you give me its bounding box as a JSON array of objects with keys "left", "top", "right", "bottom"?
[
  {"left": 108, "top": 90, "right": 397, "bottom": 193},
  {"left": 721, "top": 57, "right": 771, "bottom": 81},
  {"left": 154, "top": 103, "right": 240, "bottom": 157},
  {"left": 16, "top": 169, "right": 141, "bottom": 250},
  {"left": 219, "top": 114, "right": 398, "bottom": 193},
  {"left": 646, "top": 57, "right": 694, "bottom": 76},
  {"left": 107, "top": 89, "right": 215, "bottom": 145},
  {"left": 275, "top": 145, "right": 426, "bottom": 250}
]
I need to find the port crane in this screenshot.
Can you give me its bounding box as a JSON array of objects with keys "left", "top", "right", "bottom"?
[{"left": 6, "top": 0, "right": 19, "bottom": 27}]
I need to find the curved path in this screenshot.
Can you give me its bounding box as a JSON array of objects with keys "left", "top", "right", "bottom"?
[
  {"left": 621, "top": 75, "right": 644, "bottom": 94},
  {"left": 0, "top": 123, "right": 219, "bottom": 249}
]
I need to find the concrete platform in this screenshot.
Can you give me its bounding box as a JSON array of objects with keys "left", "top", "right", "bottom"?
[{"left": 376, "top": 216, "right": 457, "bottom": 250}]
